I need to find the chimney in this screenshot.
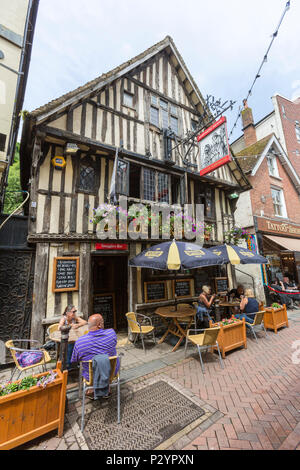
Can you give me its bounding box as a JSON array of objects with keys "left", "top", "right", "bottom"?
[{"left": 241, "top": 99, "right": 257, "bottom": 147}]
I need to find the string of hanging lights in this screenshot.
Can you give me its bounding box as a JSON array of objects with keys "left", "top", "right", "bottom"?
[{"left": 228, "top": 0, "right": 291, "bottom": 141}]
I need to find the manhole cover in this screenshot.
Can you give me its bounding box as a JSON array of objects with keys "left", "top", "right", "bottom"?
[{"left": 82, "top": 380, "right": 205, "bottom": 450}]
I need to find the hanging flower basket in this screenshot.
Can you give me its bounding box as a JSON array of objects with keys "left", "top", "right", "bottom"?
[{"left": 224, "top": 227, "right": 250, "bottom": 246}]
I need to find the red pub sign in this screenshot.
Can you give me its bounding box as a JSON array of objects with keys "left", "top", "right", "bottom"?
[
  {"left": 197, "top": 116, "right": 231, "bottom": 176},
  {"left": 95, "top": 243, "right": 128, "bottom": 251}
]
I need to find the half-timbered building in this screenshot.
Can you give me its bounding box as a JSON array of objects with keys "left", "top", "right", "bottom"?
[{"left": 20, "top": 36, "right": 251, "bottom": 342}]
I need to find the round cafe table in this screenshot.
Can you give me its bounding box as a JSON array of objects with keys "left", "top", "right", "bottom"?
[
  {"left": 155, "top": 304, "right": 196, "bottom": 352},
  {"left": 49, "top": 325, "right": 89, "bottom": 344}
]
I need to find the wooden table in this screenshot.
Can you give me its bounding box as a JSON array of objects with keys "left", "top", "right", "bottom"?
[
  {"left": 49, "top": 325, "right": 88, "bottom": 344},
  {"left": 217, "top": 301, "right": 240, "bottom": 318},
  {"left": 155, "top": 304, "right": 196, "bottom": 352}
]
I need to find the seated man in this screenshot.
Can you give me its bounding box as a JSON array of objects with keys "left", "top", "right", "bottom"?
[
  {"left": 71, "top": 314, "right": 119, "bottom": 398},
  {"left": 227, "top": 285, "right": 244, "bottom": 301}
]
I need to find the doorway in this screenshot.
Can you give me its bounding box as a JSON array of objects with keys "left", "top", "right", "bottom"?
[{"left": 92, "top": 255, "right": 128, "bottom": 330}]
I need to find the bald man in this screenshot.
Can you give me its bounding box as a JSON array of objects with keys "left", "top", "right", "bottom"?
[{"left": 71, "top": 314, "right": 119, "bottom": 386}]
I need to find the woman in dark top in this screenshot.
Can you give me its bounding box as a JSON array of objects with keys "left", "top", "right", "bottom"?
[
  {"left": 235, "top": 288, "right": 259, "bottom": 324},
  {"left": 197, "top": 285, "right": 215, "bottom": 325}
]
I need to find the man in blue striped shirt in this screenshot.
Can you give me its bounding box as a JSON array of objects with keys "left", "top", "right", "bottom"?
[{"left": 71, "top": 314, "right": 119, "bottom": 386}]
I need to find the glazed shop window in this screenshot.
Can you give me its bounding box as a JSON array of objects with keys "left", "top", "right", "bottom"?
[{"left": 271, "top": 188, "right": 287, "bottom": 217}]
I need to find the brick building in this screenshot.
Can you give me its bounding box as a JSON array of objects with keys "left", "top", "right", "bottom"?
[{"left": 231, "top": 101, "right": 300, "bottom": 299}]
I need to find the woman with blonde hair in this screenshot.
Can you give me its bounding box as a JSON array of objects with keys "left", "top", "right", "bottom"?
[
  {"left": 197, "top": 285, "right": 215, "bottom": 326},
  {"left": 235, "top": 288, "right": 259, "bottom": 324}
]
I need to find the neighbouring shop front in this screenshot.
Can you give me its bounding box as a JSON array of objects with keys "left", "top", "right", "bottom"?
[{"left": 255, "top": 216, "right": 300, "bottom": 284}]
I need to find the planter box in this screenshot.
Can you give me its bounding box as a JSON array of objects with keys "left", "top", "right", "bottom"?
[
  {"left": 209, "top": 318, "right": 247, "bottom": 359},
  {"left": 0, "top": 361, "right": 68, "bottom": 450},
  {"left": 263, "top": 305, "right": 289, "bottom": 334}
]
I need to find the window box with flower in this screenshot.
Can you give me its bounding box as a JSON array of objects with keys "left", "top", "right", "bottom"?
[
  {"left": 209, "top": 317, "right": 247, "bottom": 358},
  {"left": 0, "top": 362, "right": 68, "bottom": 450}
]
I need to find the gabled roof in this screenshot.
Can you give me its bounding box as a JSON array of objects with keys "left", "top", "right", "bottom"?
[
  {"left": 30, "top": 36, "right": 207, "bottom": 124},
  {"left": 235, "top": 134, "right": 273, "bottom": 173},
  {"left": 235, "top": 133, "right": 300, "bottom": 193}
]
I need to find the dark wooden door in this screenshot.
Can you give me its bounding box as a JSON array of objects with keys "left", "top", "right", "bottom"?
[{"left": 92, "top": 255, "right": 128, "bottom": 330}]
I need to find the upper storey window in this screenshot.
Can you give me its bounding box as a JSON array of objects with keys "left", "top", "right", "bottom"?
[
  {"left": 77, "top": 155, "right": 99, "bottom": 194},
  {"left": 123, "top": 91, "right": 134, "bottom": 108},
  {"left": 150, "top": 95, "right": 179, "bottom": 135},
  {"left": 267, "top": 154, "right": 279, "bottom": 178},
  {"left": 295, "top": 121, "right": 300, "bottom": 143}
]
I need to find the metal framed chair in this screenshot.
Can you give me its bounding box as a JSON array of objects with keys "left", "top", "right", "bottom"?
[
  {"left": 245, "top": 311, "right": 267, "bottom": 342},
  {"left": 184, "top": 327, "right": 224, "bottom": 373},
  {"left": 126, "top": 312, "right": 155, "bottom": 353},
  {"left": 5, "top": 339, "right": 51, "bottom": 381},
  {"left": 80, "top": 355, "right": 122, "bottom": 432},
  {"left": 46, "top": 323, "right": 60, "bottom": 360}
]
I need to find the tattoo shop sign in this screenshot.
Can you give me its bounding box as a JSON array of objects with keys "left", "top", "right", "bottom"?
[{"left": 197, "top": 116, "right": 231, "bottom": 176}]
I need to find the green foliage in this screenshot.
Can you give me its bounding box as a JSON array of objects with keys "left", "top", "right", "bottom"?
[
  {"left": 3, "top": 143, "right": 23, "bottom": 215},
  {"left": 271, "top": 302, "right": 281, "bottom": 309}
]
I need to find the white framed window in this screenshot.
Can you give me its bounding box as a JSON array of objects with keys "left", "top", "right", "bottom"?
[
  {"left": 123, "top": 91, "right": 134, "bottom": 108},
  {"left": 150, "top": 95, "right": 179, "bottom": 135},
  {"left": 295, "top": 122, "right": 300, "bottom": 143},
  {"left": 271, "top": 188, "right": 287, "bottom": 218},
  {"left": 267, "top": 154, "right": 279, "bottom": 178}
]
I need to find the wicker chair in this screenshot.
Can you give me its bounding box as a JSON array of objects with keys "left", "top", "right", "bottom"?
[
  {"left": 5, "top": 339, "right": 51, "bottom": 381},
  {"left": 126, "top": 312, "right": 155, "bottom": 353},
  {"left": 245, "top": 311, "right": 267, "bottom": 341},
  {"left": 184, "top": 327, "right": 224, "bottom": 373}
]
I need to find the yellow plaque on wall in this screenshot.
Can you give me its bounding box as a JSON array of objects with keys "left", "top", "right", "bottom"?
[{"left": 51, "top": 156, "right": 66, "bottom": 170}]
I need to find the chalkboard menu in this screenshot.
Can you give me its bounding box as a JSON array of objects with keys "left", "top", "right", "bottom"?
[
  {"left": 144, "top": 281, "right": 167, "bottom": 303},
  {"left": 93, "top": 293, "right": 116, "bottom": 329},
  {"left": 174, "top": 279, "right": 193, "bottom": 298},
  {"left": 214, "top": 277, "right": 228, "bottom": 294},
  {"left": 52, "top": 257, "right": 79, "bottom": 292}
]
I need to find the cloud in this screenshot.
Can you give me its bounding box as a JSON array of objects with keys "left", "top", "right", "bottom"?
[{"left": 23, "top": 0, "right": 300, "bottom": 142}]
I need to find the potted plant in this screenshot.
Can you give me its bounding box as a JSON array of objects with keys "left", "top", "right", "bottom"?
[
  {"left": 264, "top": 304, "right": 289, "bottom": 334},
  {"left": 209, "top": 317, "right": 247, "bottom": 358},
  {"left": 0, "top": 361, "right": 68, "bottom": 450}
]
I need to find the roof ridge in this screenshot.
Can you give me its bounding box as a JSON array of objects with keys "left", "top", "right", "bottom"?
[{"left": 30, "top": 36, "right": 172, "bottom": 118}]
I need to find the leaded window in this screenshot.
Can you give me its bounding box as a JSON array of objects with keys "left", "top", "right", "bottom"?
[
  {"left": 150, "top": 95, "right": 179, "bottom": 135},
  {"left": 143, "top": 168, "right": 156, "bottom": 201},
  {"left": 158, "top": 173, "right": 169, "bottom": 203},
  {"left": 79, "top": 158, "right": 96, "bottom": 192},
  {"left": 123, "top": 91, "right": 134, "bottom": 108}
]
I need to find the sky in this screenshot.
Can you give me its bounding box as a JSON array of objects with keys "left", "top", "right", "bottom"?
[{"left": 23, "top": 0, "right": 300, "bottom": 143}]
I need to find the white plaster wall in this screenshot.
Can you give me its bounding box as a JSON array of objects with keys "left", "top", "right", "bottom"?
[
  {"left": 0, "top": 0, "right": 29, "bottom": 159},
  {"left": 255, "top": 113, "right": 278, "bottom": 142},
  {"left": 234, "top": 190, "right": 253, "bottom": 228}
]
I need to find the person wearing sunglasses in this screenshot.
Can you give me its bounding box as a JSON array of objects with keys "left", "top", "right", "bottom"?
[{"left": 58, "top": 305, "right": 87, "bottom": 370}]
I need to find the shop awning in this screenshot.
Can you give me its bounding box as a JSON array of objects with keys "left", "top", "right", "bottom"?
[{"left": 264, "top": 235, "right": 300, "bottom": 252}]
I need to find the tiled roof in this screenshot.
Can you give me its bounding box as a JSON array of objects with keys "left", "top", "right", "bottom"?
[
  {"left": 30, "top": 36, "right": 205, "bottom": 120},
  {"left": 234, "top": 134, "right": 273, "bottom": 173}
]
